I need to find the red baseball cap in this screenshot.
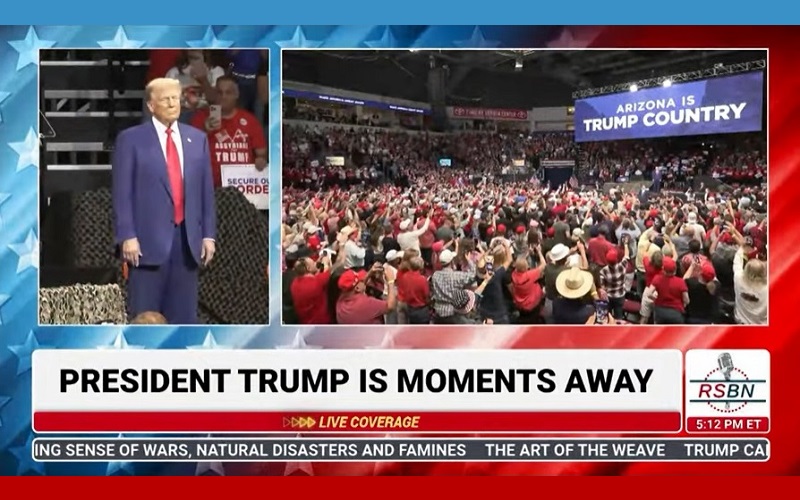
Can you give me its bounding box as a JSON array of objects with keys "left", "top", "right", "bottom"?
[
  {"left": 606, "top": 249, "right": 619, "bottom": 265},
  {"left": 662, "top": 257, "right": 677, "bottom": 274},
  {"left": 337, "top": 270, "right": 367, "bottom": 291},
  {"left": 700, "top": 263, "right": 716, "bottom": 282}
]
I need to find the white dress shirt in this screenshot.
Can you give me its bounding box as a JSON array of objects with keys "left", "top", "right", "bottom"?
[{"left": 152, "top": 116, "right": 184, "bottom": 176}]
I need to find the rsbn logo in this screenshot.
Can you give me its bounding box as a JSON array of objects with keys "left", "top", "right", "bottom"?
[{"left": 690, "top": 352, "right": 767, "bottom": 414}]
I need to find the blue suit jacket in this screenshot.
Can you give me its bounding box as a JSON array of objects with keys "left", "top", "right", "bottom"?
[{"left": 112, "top": 121, "right": 216, "bottom": 266}]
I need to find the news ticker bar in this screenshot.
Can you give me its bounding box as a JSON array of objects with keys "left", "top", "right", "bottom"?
[{"left": 33, "top": 438, "right": 769, "bottom": 462}]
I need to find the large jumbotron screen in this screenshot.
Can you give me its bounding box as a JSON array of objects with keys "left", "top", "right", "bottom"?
[{"left": 573, "top": 71, "right": 764, "bottom": 142}]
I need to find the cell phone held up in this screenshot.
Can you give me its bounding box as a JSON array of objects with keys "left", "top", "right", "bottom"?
[
  {"left": 209, "top": 104, "right": 222, "bottom": 128},
  {"left": 594, "top": 299, "right": 610, "bottom": 325}
]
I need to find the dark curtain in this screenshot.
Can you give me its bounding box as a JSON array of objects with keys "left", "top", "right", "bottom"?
[{"left": 543, "top": 166, "right": 573, "bottom": 188}]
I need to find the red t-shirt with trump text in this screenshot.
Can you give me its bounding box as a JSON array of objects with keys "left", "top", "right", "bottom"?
[{"left": 190, "top": 108, "right": 267, "bottom": 187}]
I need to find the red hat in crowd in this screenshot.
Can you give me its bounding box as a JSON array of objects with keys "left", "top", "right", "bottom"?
[
  {"left": 515, "top": 225, "right": 525, "bottom": 234},
  {"left": 649, "top": 208, "right": 659, "bottom": 218},
  {"left": 307, "top": 235, "right": 321, "bottom": 250},
  {"left": 606, "top": 249, "right": 619, "bottom": 265},
  {"left": 547, "top": 227, "right": 555, "bottom": 237},
  {"left": 338, "top": 270, "right": 367, "bottom": 291},
  {"left": 700, "top": 262, "right": 716, "bottom": 282},
  {"left": 662, "top": 257, "right": 677, "bottom": 274},
  {"left": 497, "top": 224, "right": 506, "bottom": 234}
]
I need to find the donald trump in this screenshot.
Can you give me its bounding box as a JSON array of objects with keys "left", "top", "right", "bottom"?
[{"left": 112, "top": 77, "right": 216, "bottom": 324}]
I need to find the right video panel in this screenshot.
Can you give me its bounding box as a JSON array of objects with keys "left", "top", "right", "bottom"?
[{"left": 280, "top": 49, "right": 768, "bottom": 327}]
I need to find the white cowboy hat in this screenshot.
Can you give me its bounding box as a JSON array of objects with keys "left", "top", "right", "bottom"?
[{"left": 555, "top": 267, "right": 594, "bottom": 300}]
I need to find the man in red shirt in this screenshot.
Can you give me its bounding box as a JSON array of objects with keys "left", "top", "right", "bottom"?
[
  {"left": 289, "top": 255, "right": 333, "bottom": 324},
  {"left": 649, "top": 257, "right": 689, "bottom": 324},
  {"left": 336, "top": 266, "right": 397, "bottom": 324},
  {"left": 587, "top": 226, "right": 614, "bottom": 266},
  {"left": 190, "top": 76, "right": 267, "bottom": 188},
  {"left": 397, "top": 257, "right": 430, "bottom": 324}
]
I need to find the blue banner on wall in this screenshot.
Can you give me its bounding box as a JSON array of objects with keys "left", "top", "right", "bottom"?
[{"left": 573, "top": 71, "right": 764, "bottom": 142}]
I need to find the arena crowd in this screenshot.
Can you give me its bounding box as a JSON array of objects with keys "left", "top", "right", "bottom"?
[{"left": 282, "top": 122, "right": 767, "bottom": 326}]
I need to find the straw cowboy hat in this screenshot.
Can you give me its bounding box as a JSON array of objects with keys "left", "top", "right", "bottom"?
[{"left": 555, "top": 267, "right": 594, "bottom": 299}]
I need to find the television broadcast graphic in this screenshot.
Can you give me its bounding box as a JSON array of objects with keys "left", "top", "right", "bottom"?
[
  {"left": 0, "top": 21, "right": 796, "bottom": 481},
  {"left": 281, "top": 49, "right": 767, "bottom": 327}
]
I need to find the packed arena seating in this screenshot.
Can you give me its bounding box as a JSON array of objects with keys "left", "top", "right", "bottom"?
[{"left": 282, "top": 119, "right": 768, "bottom": 326}]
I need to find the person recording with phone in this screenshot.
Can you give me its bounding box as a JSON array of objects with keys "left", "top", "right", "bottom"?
[
  {"left": 683, "top": 258, "right": 719, "bottom": 324},
  {"left": 336, "top": 262, "right": 398, "bottom": 325},
  {"left": 599, "top": 242, "right": 630, "bottom": 321},
  {"left": 190, "top": 76, "right": 267, "bottom": 188},
  {"left": 477, "top": 242, "right": 514, "bottom": 324}
]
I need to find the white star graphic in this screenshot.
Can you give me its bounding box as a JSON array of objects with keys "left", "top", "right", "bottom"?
[
  {"left": 8, "top": 229, "right": 38, "bottom": 274},
  {"left": 275, "top": 26, "right": 323, "bottom": 49},
  {"left": 97, "top": 26, "right": 145, "bottom": 49},
  {"left": 0, "top": 294, "right": 9, "bottom": 325},
  {"left": 195, "top": 435, "right": 225, "bottom": 475},
  {"left": 276, "top": 330, "right": 322, "bottom": 349},
  {"left": 187, "top": 26, "right": 234, "bottom": 48},
  {"left": 0, "top": 91, "right": 11, "bottom": 125},
  {"left": 187, "top": 330, "right": 223, "bottom": 349},
  {"left": 8, "top": 128, "right": 39, "bottom": 172},
  {"left": 98, "top": 332, "right": 145, "bottom": 350},
  {"left": 284, "top": 434, "right": 314, "bottom": 476},
  {"left": 8, "top": 26, "right": 56, "bottom": 70},
  {"left": 454, "top": 26, "right": 501, "bottom": 48},
  {"left": 8, "top": 330, "right": 39, "bottom": 375},
  {"left": 364, "top": 27, "right": 398, "bottom": 48},
  {"left": 107, "top": 434, "right": 135, "bottom": 475},
  {"left": 546, "top": 27, "right": 602, "bottom": 48}
]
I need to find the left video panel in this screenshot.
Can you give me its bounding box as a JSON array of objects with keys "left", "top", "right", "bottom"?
[{"left": 39, "top": 49, "right": 270, "bottom": 325}]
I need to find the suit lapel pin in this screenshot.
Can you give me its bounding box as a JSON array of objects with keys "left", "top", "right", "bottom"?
[{"left": 187, "top": 137, "right": 192, "bottom": 143}]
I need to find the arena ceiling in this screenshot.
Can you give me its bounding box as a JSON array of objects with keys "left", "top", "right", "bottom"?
[{"left": 282, "top": 49, "right": 766, "bottom": 108}]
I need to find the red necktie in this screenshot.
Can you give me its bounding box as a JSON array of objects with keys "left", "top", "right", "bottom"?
[{"left": 165, "top": 128, "right": 184, "bottom": 224}]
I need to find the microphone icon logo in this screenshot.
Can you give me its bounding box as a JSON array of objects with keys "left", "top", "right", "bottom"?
[{"left": 717, "top": 353, "right": 735, "bottom": 409}]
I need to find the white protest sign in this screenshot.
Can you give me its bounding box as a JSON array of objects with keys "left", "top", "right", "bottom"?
[{"left": 221, "top": 164, "right": 269, "bottom": 210}]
